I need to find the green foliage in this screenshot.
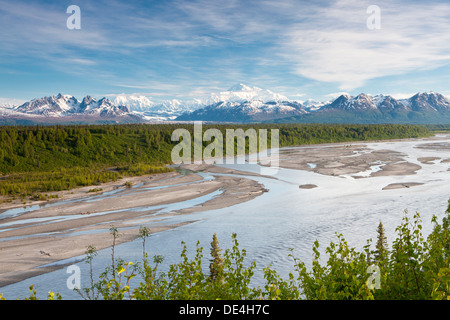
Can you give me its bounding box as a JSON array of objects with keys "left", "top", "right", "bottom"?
[
  {"left": 67, "top": 206, "right": 450, "bottom": 300},
  {"left": 374, "top": 221, "right": 388, "bottom": 264},
  {"left": 133, "top": 234, "right": 258, "bottom": 300},
  {"left": 431, "top": 264, "right": 450, "bottom": 300},
  {"left": 0, "top": 124, "right": 176, "bottom": 199},
  {"left": 75, "top": 245, "right": 101, "bottom": 300},
  {"left": 293, "top": 209, "right": 450, "bottom": 300},
  {"left": 294, "top": 235, "right": 375, "bottom": 300},
  {"left": 379, "top": 211, "right": 430, "bottom": 299},
  {"left": 209, "top": 232, "right": 224, "bottom": 282},
  {"left": 0, "top": 123, "right": 430, "bottom": 199},
  {"left": 20, "top": 285, "right": 62, "bottom": 300}
]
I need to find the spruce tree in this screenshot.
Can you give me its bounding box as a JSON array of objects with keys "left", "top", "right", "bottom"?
[
  {"left": 375, "top": 221, "right": 388, "bottom": 263},
  {"left": 209, "top": 232, "right": 224, "bottom": 281}
]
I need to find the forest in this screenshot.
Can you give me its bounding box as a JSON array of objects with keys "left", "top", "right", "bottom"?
[{"left": 0, "top": 123, "right": 432, "bottom": 200}]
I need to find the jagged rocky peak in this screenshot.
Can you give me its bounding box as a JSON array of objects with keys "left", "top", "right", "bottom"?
[
  {"left": 408, "top": 92, "right": 450, "bottom": 112},
  {"left": 81, "top": 95, "right": 95, "bottom": 105},
  {"left": 12, "top": 93, "right": 133, "bottom": 117},
  {"left": 355, "top": 93, "right": 372, "bottom": 101}
]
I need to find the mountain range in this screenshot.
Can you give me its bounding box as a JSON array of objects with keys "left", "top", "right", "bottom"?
[
  {"left": 1, "top": 84, "right": 450, "bottom": 125},
  {"left": 272, "top": 92, "right": 450, "bottom": 124},
  {"left": 0, "top": 94, "right": 143, "bottom": 125}
]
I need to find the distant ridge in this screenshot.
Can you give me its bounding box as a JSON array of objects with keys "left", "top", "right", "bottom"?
[
  {"left": 176, "top": 90, "right": 450, "bottom": 124},
  {"left": 1, "top": 94, "right": 144, "bottom": 125},
  {"left": 1, "top": 86, "right": 450, "bottom": 124}
]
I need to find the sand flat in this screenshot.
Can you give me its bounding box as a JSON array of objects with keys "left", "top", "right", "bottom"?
[
  {"left": 270, "top": 143, "right": 421, "bottom": 177},
  {"left": 418, "top": 157, "right": 441, "bottom": 164},
  {"left": 0, "top": 170, "right": 267, "bottom": 287}
]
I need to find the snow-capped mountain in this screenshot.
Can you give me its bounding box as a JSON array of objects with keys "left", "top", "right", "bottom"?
[
  {"left": 176, "top": 99, "right": 307, "bottom": 122},
  {"left": 14, "top": 94, "right": 132, "bottom": 117},
  {"left": 110, "top": 95, "right": 199, "bottom": 121},
  {"left": 320, "top": 93, "right": 383, "bottom": 111},
  {"left": 0, "top": 94, "right": 143, "bottom": 125},
  {"left": 175, "top": 84, "right": 307, "bottom": 122},
  {"left": 0, "top": 100, "right": 25, "bottom": 109},
  {"left": 372, "top": 95, "right": 409, "bottom": 113},
  {"left": 76, "top": 96, "right": 131, "bottom": 116},
  {"left": 112, "top": 95, "right": 155, "bottom": 113},
  {"left": 205, "top": 83, "right": 288, "bottom": 104},
  {"left": 284, "top": 91, "right": 450, "bottom": 124},
  {"left": 403, "top": 92, "right": 450, "bottom": 112},
  {"left": 319, "top": 92, "right": 450, "bottom": 114},
  {"left": 2, "top": 87, "right": 450, "bottom": 125},
  {"left": 109, "top": 84, "right": 289, "bottom": 121},
  {"left": 176, "top": 89, "right": 450, "bottom": 123},
  {"left": 301, "top": 99, "right": 329, "bottom": 111},
  {"left": 15, "top": 93, "right": 79, "bottom": 116}
]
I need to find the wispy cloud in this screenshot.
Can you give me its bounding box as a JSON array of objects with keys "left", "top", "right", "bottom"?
[
  {"left": 388, "top": 92, "right": 419, "bottom": 100},
  {"left": 1, "top": 0, "right": 450, "bottom": 100},
  {"left": 0, "top": 97, "right": 27, "bottom": 106},
  {"left": 279, "top": 0, "right": 450, "bottom": 90},
  {"left": 324, "top": 92, "right": 351, "bottom": 100}
]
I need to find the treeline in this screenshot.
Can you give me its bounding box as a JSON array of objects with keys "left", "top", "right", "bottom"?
[
  {"left": 266, "top": 123, "right": 431, "bottom": 146},
  {"left": 0, "top": 124, "right": 177, "bottom": 199},
  {"left": 426, "top": 124, "right": 450, "bottom": 132},
  {"left": 0, "top": 124, "right": 176, "bottom": 173},
  {"left": 0, "top": 123, "right": 432, "bottom": 199}
]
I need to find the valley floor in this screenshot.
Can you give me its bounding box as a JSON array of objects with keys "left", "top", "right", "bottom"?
[{"left": 0, "top": 134, "right": 449, "bottom": 289}]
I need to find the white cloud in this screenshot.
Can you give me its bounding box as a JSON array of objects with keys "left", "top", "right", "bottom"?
[
  {"left": 388, "top": 93, "right": 417, "bottom": 100},
  {"left": 323, "top": 92, "right": 352, "bottom": 101},
  {"left": 64, "top": 58, "right": 97, "bottom": 66},
  {"left": 291, "top": 93, "right": 306, "bottom": 98},
  {"left": 2, "top": 0, "right": 450, "bottom": 100},
  {"left": 280, "top": 0, "right": 450, "bottom": 90},
  {"left": 0, "top": 97, "right": 27, "bottom": 106}
]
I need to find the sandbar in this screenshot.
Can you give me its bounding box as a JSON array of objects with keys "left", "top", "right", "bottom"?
[
  {"left": 382, "top": 182, "right": 424, "bottom": 190},
  {"left": 272, "top": 144, "right": 421, "bottom": 178}
]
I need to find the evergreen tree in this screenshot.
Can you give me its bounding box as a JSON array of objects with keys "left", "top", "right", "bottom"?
[
  {"left": 375, "top": 221, "right": 388, "bottom": 263},
  {"left": 209, "top": 232, "right": 224, "bottom": 281}
]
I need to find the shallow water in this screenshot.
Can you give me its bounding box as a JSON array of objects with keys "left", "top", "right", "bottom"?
[{"left": 1, "top": 135, "right": 450, "bottom": 299}]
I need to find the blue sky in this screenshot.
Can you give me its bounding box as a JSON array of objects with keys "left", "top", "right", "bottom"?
[{"left": 2, "top": 0, "right": 450, "bottom": 104}]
